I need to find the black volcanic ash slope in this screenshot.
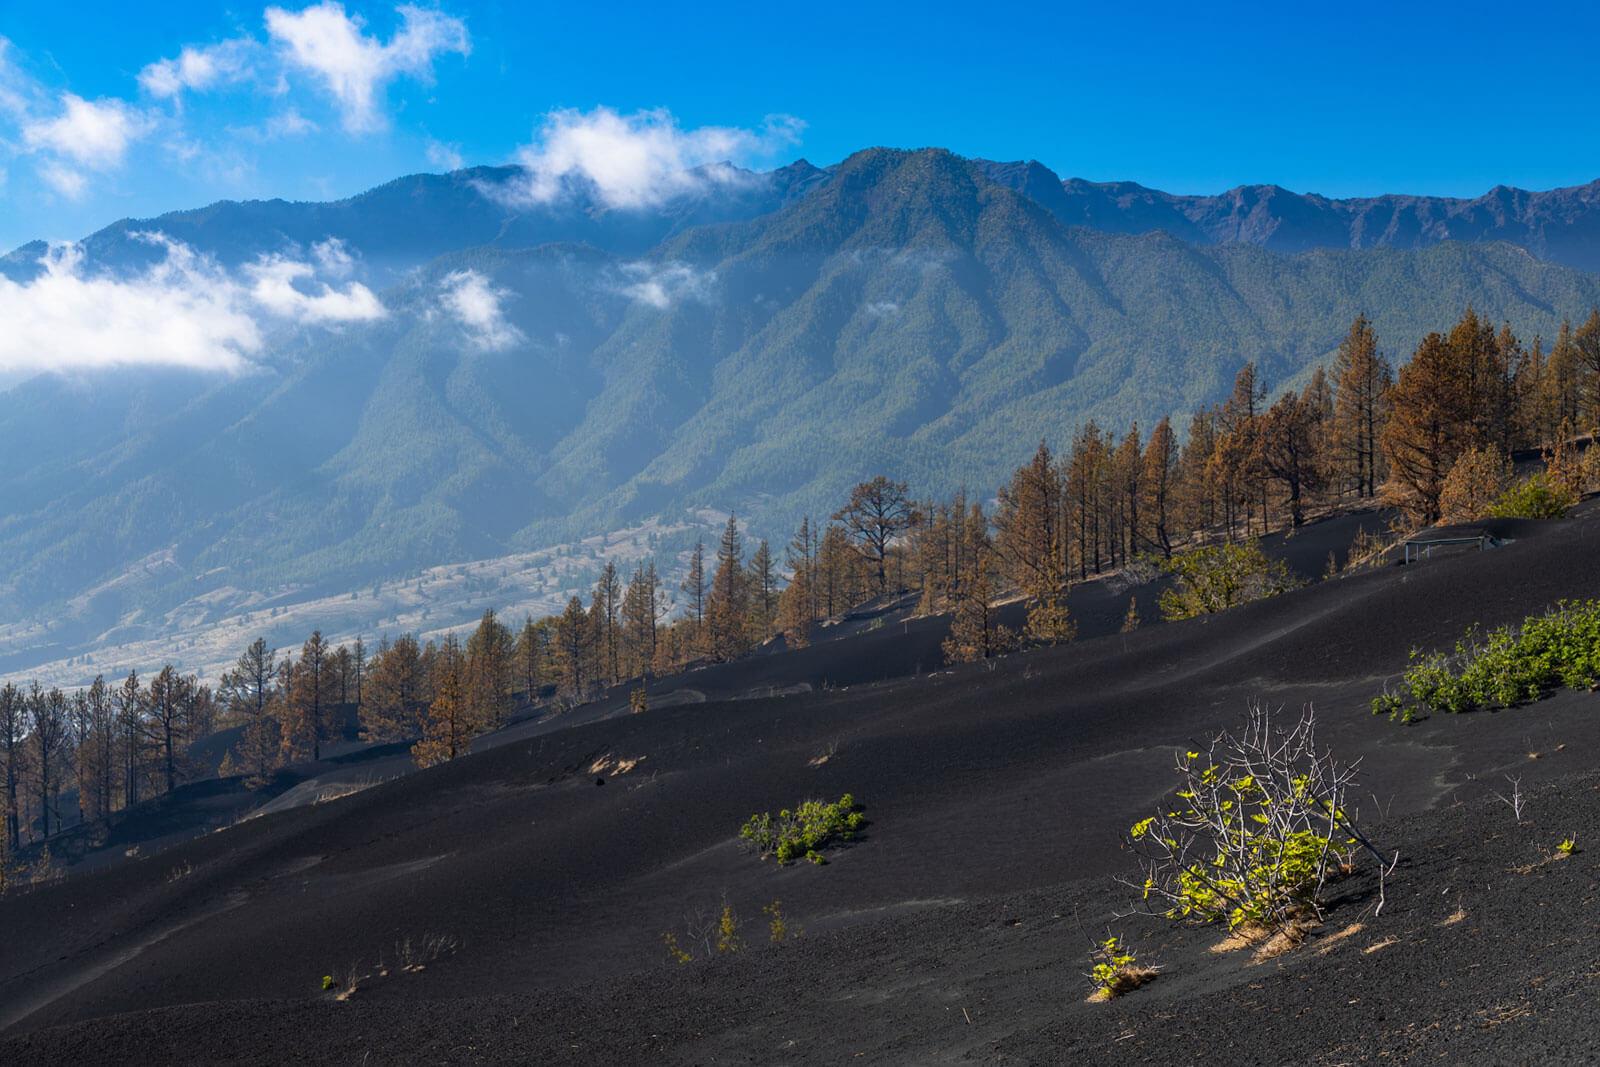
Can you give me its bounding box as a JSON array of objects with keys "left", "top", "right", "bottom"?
[{"left": 3, "top": 503, "right": 1600, "bottom": 1062}]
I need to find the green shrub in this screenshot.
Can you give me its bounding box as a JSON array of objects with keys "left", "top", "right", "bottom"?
[
  {"left": 1127, "top": 705, "right": 1374, "bottom": 933},
  {"left": 1086, "top": 934, "right": 1156, "bottom": 1000},
  {"left": 1159, "top": 541, "right": 1302, "bottom": 621},
  {"left": 740, "top": 794, "right": 865, "bottom": 865},
  {"left": 1489, "top": 473, "right": 1578, "bottom": 519},
  {"left": 1375, "top": 600, "right": 1600, "bottom": 720}
]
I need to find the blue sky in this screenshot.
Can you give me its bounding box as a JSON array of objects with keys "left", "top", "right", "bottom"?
[{"left": 3, "top": 0, "right": 1600, "bottom": 249}]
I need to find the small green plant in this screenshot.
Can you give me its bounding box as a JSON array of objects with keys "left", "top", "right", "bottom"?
[
  {"left": 1374, "top": 600, "right": 1600, "bottom": 720},
  {"left": 1158, "top": 541, "right": 1301, "bottom": 621},
  {"left": 1489, "top": 473, "right": 1578, "bottom": 519},
  {"left": 715, "top": 903, "right": 743, "bottom": 953},
  {"left": 321, "top": 974, "right": 336, "bottom": 991},
  {"left": 662, "top": 931, "right": 692, "bottom": 965},
  {"left": 1086, "top": 934, "right": 1155, "bottom": 1001},
  {"left": 740, "top": 794, "right": 865, "bottom": 865},
  {"left": 1557, "top": 835, "right": 1579, "bottom": 857},
  {"left": 763, "top": 899, "right": 793, "bottom": 943}
]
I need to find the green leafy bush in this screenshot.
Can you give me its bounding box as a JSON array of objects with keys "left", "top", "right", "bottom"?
[
  {"left": 1374, "top": 600, "right": 1600, "bottom": 721},
  {"left": 1159, "top": 541, "right": 1302, "bottom": 621},
  {"left": 740, "top": 794, "right": 865, "bottom": 865},
  {"left": 1127, "top": 705, "right": 1380, "bottom": 933},
  {"left": 1488, "top": 473, "right": 1578, "bottom": 519}
]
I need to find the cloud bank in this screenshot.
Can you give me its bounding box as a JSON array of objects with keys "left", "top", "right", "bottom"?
[
  {"left": 508, "top": 107, "right": 804, "bottom": 210},
  {"left": 0, "top": 235, "right": 384, "bottom": 374}
]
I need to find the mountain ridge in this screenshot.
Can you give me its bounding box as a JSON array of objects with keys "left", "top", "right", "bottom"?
[{"left": 4, "top": 147, "right": 1600, "bottom": 683}]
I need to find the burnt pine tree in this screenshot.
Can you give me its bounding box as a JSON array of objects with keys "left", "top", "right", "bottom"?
[
  {"left": 0, "top": 683, "right": 23, "bottom": 851},
  {"left": 1141, "top": 416, "right": 1179, "bottom": 557},
  {"left": 746, "top": 539, "right": 778, "bottom": 643},
  {"left": 1331, "top": 314, "right": 1393, "bottom": 498},
  {"left": 706, "top": 516, "right": 748, "bottom": 662},
  {"left": 994, "top": 442, "right": 1073, "bottom": 644},
  {"left": 834, "top": 476, "right": 917, "bottom": 596},
  {"left": 681, "top": 540, "right": 707, "bottom": 652},
  {"left": 1383, "top": 331, "right": 1472, "bottom": 522},
  {"left": 286, "top": 631, "right": 332, "bottom": 761},
  {"left": 412, "top": 635, "right": 472, "bottom": 768},
  {"left": 28, "top": 683, "right": 68, "bottom": 838},
  {"left": 466, "top": 608, "right": 515, "bottom": 730}
]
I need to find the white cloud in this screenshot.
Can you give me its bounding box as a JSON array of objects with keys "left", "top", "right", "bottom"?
[
  {"left": 439, "top": 269, "right": 521, "bottom": 351},
  {"left": 311, "top": 236, "right": 357, "bottom": 278},
  {"left": 0, "top": 241, "right": 261, "bottom": 374},
  {"left": 37, "top": 162, "right": 88, "bottom": 200},
  {"left": 266, "top": 108, "right": 318, "bottom": 137},
  {"left": 426, "top": 139, "right": 463, "bottom": 171},
  {"left": 614, "top": 261, "right": 717, "bottom": 309},
  {"left": 507, "top": 107, "right": 805, "bottom": 210},
  {"left": 866, "top": 301, "right": 900, "bottom": 317},
  {"left": 265, "top": 2, "right": 469, "bottom": 133},
  {"left": 244, "top": 254, "right": 385, "bottom": 324},
  {"left": 139, "top": 39, "right": 255, "bottom": 100},
  {"left": 0, "top": 235, "right": 386, "bottom": 375},
  {"left": 0, "top": 38, "right": 38, "bottom": 120},
  {"left": 23, "top": 93, "right": 149, "bottom": 170}
]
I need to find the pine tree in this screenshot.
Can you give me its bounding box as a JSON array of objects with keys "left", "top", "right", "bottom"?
[
  {"left": 1261, "top": 389, "right": 1324, "bottom": 528},
  {"left": 142, "top": 666, "right": 201, "bottom": 795},
  {"left": 116, "top": 671, "right": 144, "bottom": 811},
  {"left": 554, "top": 595, "right": 591, "bottom": 699},
  {"left": 621, "top": 563, "right": 664, "bottom": 680},
  {"left": 1141, "top": 416, "right": 1179, "bottom": 557},
  {"left": 1438, "top": 446, "right": 1511, "bottom": 523},
  {"left": 1331, "top": 314, "right": 1393, "bottom": 498},
  {"left": 28, "top": 683, "right": 68, "bottom": 838},
  {"left": 817, "top": 524, "right": 854, "bottom": 618},
  {"left": 681, "top": 540, "right": 707, "bottom": 654},
  {"left": 1383, "top": 331, "right": 1472, "bottom": 522},
  {"left": 515, "top": 615, "right": 546, "bottom": 700},
  {"left": 411, "top": 635, "right": 474, "bottom": 768},
  {"left": 0, "top": 684, "right": 23, "bottom": 852},
  {"left": 351, "top": 635, "right": 366, "bottom": 711},
  {"left": 994, "top": 442, "right": 1073, "bottom": 644},
  {"left": 466, "top": 608, "right": 514, "bottom": 730},
  {"left": 746, "top": 539, "right": 778, "bottom": 643},
  {"left": 361, "top": 634, "right": 425, "bottom": 742},
  {"left": 283, "top": 631, "right": 332, "bottom": 762},
  {"left": 942, "top": 504, "right": 1011, "bottom": 663},
  {"left": 593, "top": 563, "right": 622, "bottom": 685},
  {"left": 833, "top": 476, "right": 917, "bottom": 596},
  {"left": 221, "top": 638, "right": 277, "bottom": 722},
  {"left": 1576, "top": 308, "right": 1600, "bottom": 429},
  {"left": 706, "top": 516, "right": 748, "bottom": 662}
]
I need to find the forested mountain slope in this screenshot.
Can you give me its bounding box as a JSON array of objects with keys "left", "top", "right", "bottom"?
[{"left": 3, "top": 148, "right": 1600, "bottom": 671}]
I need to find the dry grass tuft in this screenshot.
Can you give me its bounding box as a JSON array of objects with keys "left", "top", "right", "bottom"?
[
  {"left": 1363, "top": 936, "right": 1398, "bottom": 954},
  {"left": 588, "top": 753, "right": 646, "bottom": 776},
  {"left": 1085, "top": 965, "right": 1160, "bottom": 1002},
  {"left": 1313, "top": 921, "right": 1365, "bottom": 956},
  {"left": 1440, "top": 904, "right": 1469, "bottom": 927},
  {"left": 1250, "top": 918, "right": 1319, "bottom": 963},
  {"left": 1212, "top": 922, "right": 1273, "bottom": 954}
]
